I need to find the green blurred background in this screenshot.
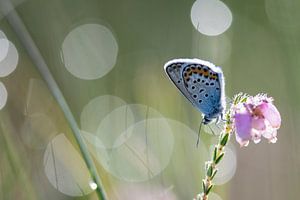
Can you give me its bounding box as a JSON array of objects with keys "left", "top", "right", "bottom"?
[{"left": 0, "top": 0, "right": 298, "bottom": 199}]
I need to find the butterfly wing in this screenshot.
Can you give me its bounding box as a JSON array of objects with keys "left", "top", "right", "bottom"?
[
  {"left": 164, "top": 58, "right": 225, "bottom": 117},
  {"left": 164, "top": 59, "right": 198, "bottom": 107},
  {"left": 181, "top": 59, "right": 224, "bottom": 116}
]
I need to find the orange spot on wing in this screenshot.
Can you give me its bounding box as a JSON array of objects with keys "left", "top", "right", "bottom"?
[{"left": 203, "top": 71, "right": 209, "bottom": 76}]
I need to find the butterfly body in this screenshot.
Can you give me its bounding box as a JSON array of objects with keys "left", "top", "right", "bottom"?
[{"left": 164, "top": 58, "right": 225, "bottom": 124}]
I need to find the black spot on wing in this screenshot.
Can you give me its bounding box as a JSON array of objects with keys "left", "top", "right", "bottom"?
[{"left": 164, "top": 62, "right": 198, "bottom": 106}]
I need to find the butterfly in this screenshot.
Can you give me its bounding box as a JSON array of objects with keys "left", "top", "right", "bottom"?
[{"left": 164, "top": 58, "right": 226, "bottom": 142}]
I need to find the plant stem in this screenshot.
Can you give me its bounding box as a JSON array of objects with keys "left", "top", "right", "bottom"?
[
  {"left": 194, "top": 108, "right": 234, "bottom": 200},
  {"left": 1, "top": 1, "right": 108, "bottom": 199}
]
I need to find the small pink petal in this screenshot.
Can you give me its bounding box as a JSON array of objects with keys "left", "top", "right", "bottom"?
[
  {"left": 239, "top": 140, "right": 249, "bottom": 147},
  {"left": 263, "top": 129, "right": 277, "bottom": 141},
  {"left": 269, "top": 137, "right": 277, "bottom": 143},
  {"left": 258, "top": 102, "right": 281, "bottom": 128},
  {"left": 234, "top": 111, "right": 252, "bottom": 141},
  {"left": 251, "top": 130, "right": 262, "bottom": 144},
  {"left": 235, "top": 135, "right": 249, "bottom": 147},
  {"left": 252, "top": 117, "right": 266, "bottom": 131},
  {"left": 253, "top": 137, "right": 261, "bottom": 144}
]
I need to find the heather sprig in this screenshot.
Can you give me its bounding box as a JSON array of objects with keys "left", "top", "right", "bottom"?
[{"left": 194, "top": 93, "right": 281, "bottom": 200}]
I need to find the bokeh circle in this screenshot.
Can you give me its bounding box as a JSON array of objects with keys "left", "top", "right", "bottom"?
[
  {"left": 61, "top": 23, "right": 118, "bottom": 80},
  {"left": 191, "top": 0, "right": 232, "bottom": 36}
]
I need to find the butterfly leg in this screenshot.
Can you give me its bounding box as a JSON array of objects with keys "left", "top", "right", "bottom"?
[
  {"left": 215, "top": 116, "right": 220, "bottom": 124},
  {"left": 196, "top": 118, "right": 205, "bottom": 147},
  {"left": 215, "top": 121, "right": 222, "bottom": 131},
  {"left": 208, "top": 124, "right": 216, "bottom": 136},
  {"left": 214, "top": 115, "right": 226, "bottom": 133},
  {"left": 219, "top": 113, "right": 227, "bottom": 122}
]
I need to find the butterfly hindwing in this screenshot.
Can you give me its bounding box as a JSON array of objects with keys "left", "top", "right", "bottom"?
[
  {"left": 182, "top": 63, "right": 222, "bottom": 115},
  {"left": 164, "top": 58, "right": 225, "bottom": 119}
]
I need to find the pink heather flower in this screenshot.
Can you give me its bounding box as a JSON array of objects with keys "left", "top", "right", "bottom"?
[{"left": 232, "top": 94, "right": 281, "bottom": 147}]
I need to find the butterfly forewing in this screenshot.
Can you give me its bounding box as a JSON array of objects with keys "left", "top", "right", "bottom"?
[{"left": 164, "top": 61, "right": 198, "bottom": 107}]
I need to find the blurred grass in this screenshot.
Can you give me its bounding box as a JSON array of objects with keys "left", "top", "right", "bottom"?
[{"left": 0, "top": 0, "right": 300, "bottom": 200}]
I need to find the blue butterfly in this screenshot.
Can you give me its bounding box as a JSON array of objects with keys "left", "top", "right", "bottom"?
[{"left": 164, "top": 58, "right": 226, "bottom": 126}]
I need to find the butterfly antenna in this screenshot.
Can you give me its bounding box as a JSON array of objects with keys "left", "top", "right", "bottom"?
[
  {"left": 215, "top": 122, "right": 222, "bottom": 131},
  {"left": 208, "top": 124, "right": 216, "bottom": 136},
  {"left": 196, "top": 117, "right": 204, "bottom": 147}
]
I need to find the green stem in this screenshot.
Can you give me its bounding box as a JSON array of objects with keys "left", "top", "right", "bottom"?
[
  {"left": 1, "top": 1, "right": 107, "bottom": 199},
  {"left": 195, "top": 113, "right": 233, "bottom": 200}
]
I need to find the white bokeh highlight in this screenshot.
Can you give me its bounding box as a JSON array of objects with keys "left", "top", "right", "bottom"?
[
  {"left": 89, "top": 180, "right": 97, "bottom": 190},
  {"left": 81, "top": 104, "right": 168, "bottom": 181},
  {"left": 61, "top": 23, "right": 118, "bottom": 80},
  {"left": 209, "top": 192, "right": 223, "bottom": 200},
  {"left": 0, "top": 30, "right": 9, "bottom": 62},
  {"left": 95, "top": 104, "right": 135, "bottom": 149},
  {"left": 210, "top": 142, "right": 237, "bottom": 185},
  {"left": 44, "top": 134, "right": 94, "bottom": 196},
  {"left": 0, "top": 82, "right": 7, "bottom": 109},
  {"left": 96, "top": 104, "right": 164, "bottom": 149},
  {"left": 191, "top": 0, "right": 232, "bottom": 36},
  {"left": 0, "top": 41, "right": 18, "bottom": 77},
  {"left": 101, "top": 118, "right": 174, "bottom": 182},
  {"left": 80, "top": 95, "right": 126, "bottom": 134},
  {"left": 81, "top": 130, "right": 107, "bottom": 149},
  {"left": 84, "top": 118, "right": 174, "bottom": 182},
  {"left": 162, "top": 119, "right": 208, "bottom": 199}
]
